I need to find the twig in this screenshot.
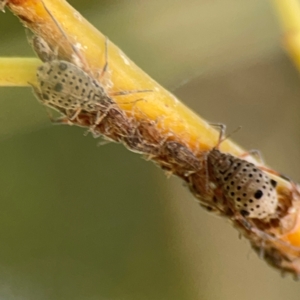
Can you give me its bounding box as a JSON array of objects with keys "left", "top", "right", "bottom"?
[{"left": 2, "top": 0, "right": 300, "bottom": 278}]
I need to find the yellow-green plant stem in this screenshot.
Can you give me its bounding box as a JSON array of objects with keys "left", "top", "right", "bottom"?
[
  {"left": 272, "top": 0, "right": 300, "bottom": 72},
  {"left": 0, "top": 57, "right": 39, "bottom": 86}
]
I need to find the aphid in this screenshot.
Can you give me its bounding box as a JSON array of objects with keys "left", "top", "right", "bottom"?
[
  {"left": 30, "top": 0, "right": 150, "bottom": 125},
  {"left": 207, "top": 124, "right": 278, "bottom": 219}
]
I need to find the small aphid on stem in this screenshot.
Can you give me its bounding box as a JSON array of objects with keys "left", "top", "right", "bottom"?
[{"left": 206, "top": 124, "right": 278, "bottom": 220}]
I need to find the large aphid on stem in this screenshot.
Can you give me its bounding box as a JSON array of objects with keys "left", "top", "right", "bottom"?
[
  {"left": 32, "top": 40, "right": 112, "bottom": 121},
  {"left": 30, "top": 0, "right": 150, "bottom": 124},
  {"left": 207, "top": 125, "right": 278, "bottom": 219}
]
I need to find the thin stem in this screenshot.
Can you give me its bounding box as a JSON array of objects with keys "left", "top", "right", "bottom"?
[{"left": 0, "top": 57, "right": 39, "bottom": 86}]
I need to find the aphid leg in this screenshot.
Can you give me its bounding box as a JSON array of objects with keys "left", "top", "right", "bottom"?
[
  {"left": 110, "top": 89, "right": 153, "bottom": 96},
  {"left": 235, "top": 212, "right": 300, "bottom": 257},
  {"left": 203, "top": 152, "right": 210, "bottom": 192},
  {"left": 233, "top": 213, "right": 271, "bottom": 258},
  {"left": 67, "top": 107, "right": 82, "bottom": 121},
  {"left": 90, "top": 97, "right": 145, "bottom": 133},
  {"left": 97, "top": 35, "right": 153, "bottom": 96},
  {"left": 240, "top": 149, "right": 265, "bottom": 164},
  {"left": 46, "top": 108, "right": 74, "bottom": 126},
  {"left": 209, "top": 123, "right": 242, "bottom": 148},
  {"left": 209, "top": 123, "right": 226, "bottom": 146},
  {"left": 29, "top": 83, "right": 43, "bottom": 100},
  {"left": 98, "top": 37, "right": 109, "bottom": 81},
  {"left": 94, "top": 108, "right": 109, "bottom": 127},
  {"left": 258, "top": 165, "right": 292, "bottom": 185},
  {"left": 258, "top": 238, "right": 266, "bottom": 259},
  {"left": 40, "top": 0, "right": 89, "bottom": 70}
]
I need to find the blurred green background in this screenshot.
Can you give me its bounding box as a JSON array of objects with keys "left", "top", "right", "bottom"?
[{"left": 1, "top": 0, "right": 300, "bottom": 299}]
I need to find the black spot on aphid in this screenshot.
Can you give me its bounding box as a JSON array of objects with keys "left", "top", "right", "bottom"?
[
  {"left": 42, "top": 93, "right": 49, "bottom": 100},
  {"left": 231, "top": 181, "right": 234, "bottom": 185},
  {"left": 243, "top": 168, "right": 247, "bottom": 172},
  {"left": 256, "top": 179, "right": 260, "bottom": 183},
  {"left": 75, "top": 86, "right": 79, "bottom": 90},
  {"left": 40, "top": 81, "right": 44, "bottom": 86},
  {"left": 79, "top": 79, "right": 82, "bottom": 83},
  {"left": 62, "top": 79, "right": 66, "bottom": 83},
  {"left": 256, "top": 205, "right": 260, "bottom": 208},
  {"left": 237, "top": 186, "right": 241, "bottom": 190},
  {"left": 230, "top": 192, "right": 235, "bottom": 196},
  {"left": 249, "top": 174, "right": 253, "bottom": 178},
  {"left": 226, "top": 186, "right": 230, "bottom": 190},
  {"left": 59, "top": 62, "right": 68, "bottom": 70},
  {"left": 69, "top": 82, "right": 73, "bottom": 85},
  {"left": 249, "top": 199, "right": 253, "bottom": 203},
  {"left": 58, "top": 72, "right": 61, "bottom": 75},
  {"left": 244, "top": 203, "right": 248, "bottom": 207},
  {"left": 254, "top": 190, "right": 263, "bottom": 199},
  {"left": 54, "top": 76, "right": 58, "bottom": 79},
  {"left": 259, "top": 174, "right": 262, "bottom": 178},
  {"left": 240, "top": 210, "right": 250, "bottom": 217},
  {"left": 253, "top": 168, "right": 257, "bottom": 172},
  {"left": 270, "top": 179, "right": 277, "bottom": 188},
  {"left": 237, "top": 197, "right": 241, "bottom": 202},
  {"left": 54, "top": 83, "right": 63, "bottom": 92},
  {"left": 72, "top": 76, "right": 76, "bottom": 80},
  {"left": 243, "top": 193, "right": 247, "bottom": 197}
]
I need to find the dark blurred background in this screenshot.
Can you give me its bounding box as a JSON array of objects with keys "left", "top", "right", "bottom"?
[{"left": 1, "top": 0, "right": 300, "bottom": 299}]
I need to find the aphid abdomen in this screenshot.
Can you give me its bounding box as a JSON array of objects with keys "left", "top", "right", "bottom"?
[
  {"left": 36, "top": 60, "right": 107, "bottom": 112},
  {"left": 208, "top": 149, "right": 278, "bottom": 219}
]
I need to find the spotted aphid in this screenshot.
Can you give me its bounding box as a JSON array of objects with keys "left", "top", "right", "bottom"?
[
  {"left": 207, "top": 124, "right": 278, "bottom": 219},
  {"left": 30, "top": 0, "right": 150, "bottom": 123},
  {"left": 33, "top": 53, "right": 113, "bottom": 121}
]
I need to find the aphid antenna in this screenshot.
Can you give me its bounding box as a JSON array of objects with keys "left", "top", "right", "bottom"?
[
  {"left": 210, "top": 123, "right": 242, "bottom": 149},
  {"left": 40, "top": 0, "right": 87, "bottom": 67}
]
